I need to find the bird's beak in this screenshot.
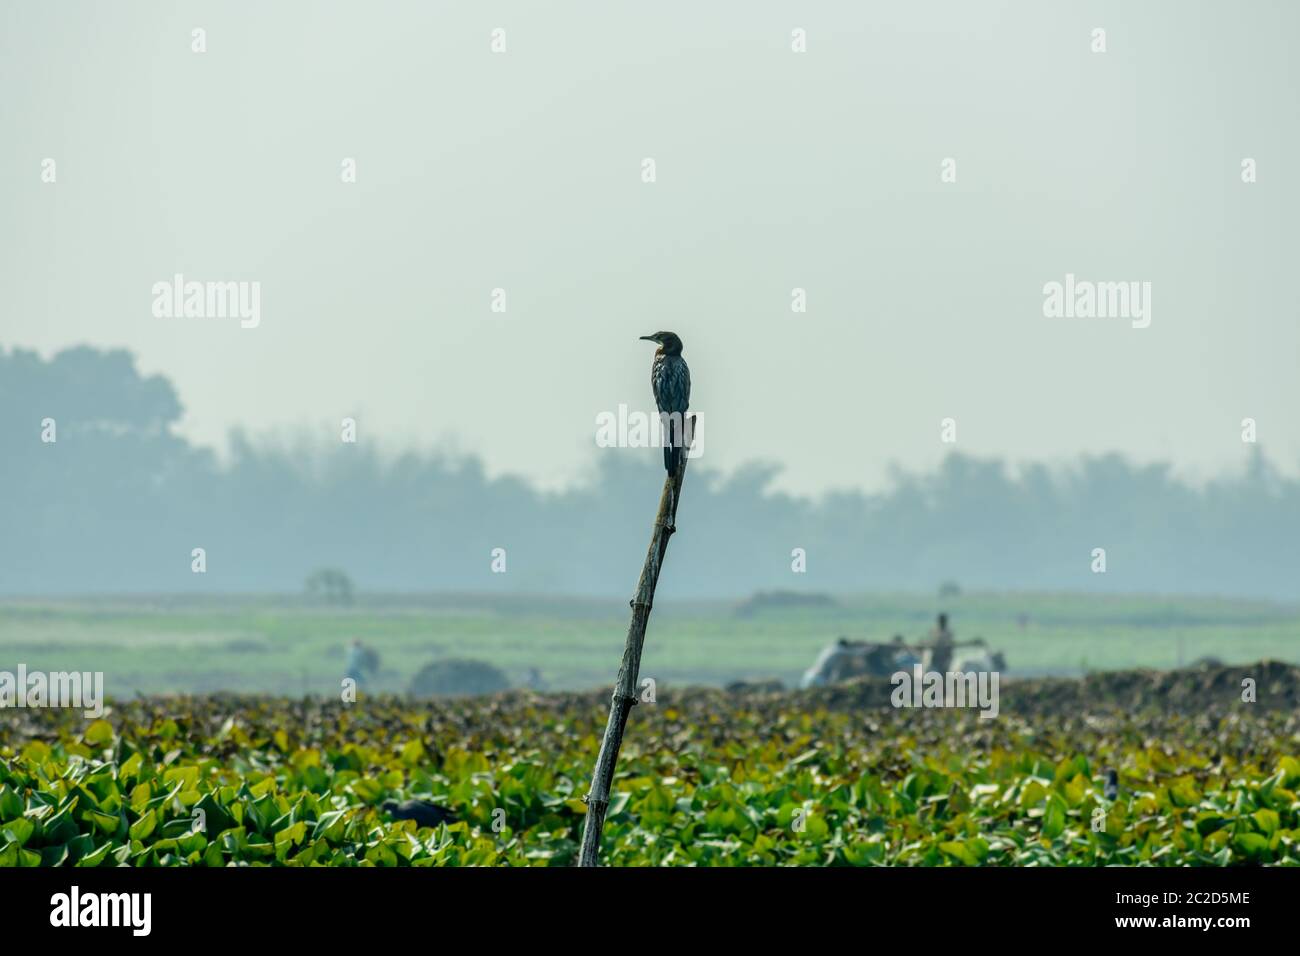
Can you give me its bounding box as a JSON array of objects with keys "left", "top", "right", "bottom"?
[{"left": 639, "top": 334, "right": 659, "bottom": 342}]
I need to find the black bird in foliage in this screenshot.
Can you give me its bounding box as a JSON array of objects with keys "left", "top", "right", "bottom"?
[
  {"left": 381, "top": 799, "right": 457, "bottom": 828},
  {"left": 1103, "top": 768, "right": 1119, "bottom": 801},
  {"left": 639, "top": 331, "right": 691, "bottom": 473}
]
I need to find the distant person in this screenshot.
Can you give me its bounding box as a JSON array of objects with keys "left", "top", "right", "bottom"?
[
  {"left": 345, "top": 639, "right": 379, "bottom": 686},
  {"left": 925, "top": 613, "right": 955, "bottom": 673}
]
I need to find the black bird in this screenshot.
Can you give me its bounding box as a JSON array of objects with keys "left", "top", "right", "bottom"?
[
  {"left": 381, "top": 799, "right": 457, "bottom": 828},
  {"left": 1103, "top": 768, "right": 1119, "bottom": 801},
  {"left": 639, "top": 331, "right": 691, "bottom": 472}
]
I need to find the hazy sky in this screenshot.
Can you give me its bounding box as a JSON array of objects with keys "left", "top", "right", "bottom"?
[{"left": 3, "top": 1, "right": 1296, "bottom": 495}]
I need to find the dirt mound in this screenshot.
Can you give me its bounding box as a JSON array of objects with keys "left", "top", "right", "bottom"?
[
  {"left": 793, "top": 660, "right": 1300, "bottom": 717},
  {"left": 430, "top": 661, "right": 1300, "bottom": 721}
]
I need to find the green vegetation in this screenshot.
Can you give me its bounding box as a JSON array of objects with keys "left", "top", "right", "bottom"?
[
  {"left": 2, "top": 686, "right": 1297, "bottom": 866},
  {"left": 0, "top": 592, "right": 1296, "bottom": 696},
  {"left": 3, "top": 594, "right": 1294, "bottom": 867}
]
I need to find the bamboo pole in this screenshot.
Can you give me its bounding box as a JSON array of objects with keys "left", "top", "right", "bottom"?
[{"left": 578, "top": 418, "right": 692, "bottom": 866}]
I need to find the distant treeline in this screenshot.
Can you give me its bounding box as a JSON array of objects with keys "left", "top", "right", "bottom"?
[{"left": 2, "top": 345, "right": 1296, "bottom": 599}]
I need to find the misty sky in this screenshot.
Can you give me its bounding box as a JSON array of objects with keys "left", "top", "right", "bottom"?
[{"left": 2, "top": 1, "right": 1296, "bottom": 495}]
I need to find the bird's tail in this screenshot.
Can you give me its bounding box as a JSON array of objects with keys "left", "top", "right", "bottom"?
[{"left": 664, "top": 417, "right": 680, "bottom": 473}]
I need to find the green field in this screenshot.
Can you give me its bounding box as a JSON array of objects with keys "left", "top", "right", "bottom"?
[
  {"left": 2, "top": 682, "right": 1297, "bottom": 867},
  {"left": 0, "top": 591, "right": 1296, "bottom": 697}
]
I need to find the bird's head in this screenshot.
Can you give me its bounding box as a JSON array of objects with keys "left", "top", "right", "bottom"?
[{"left": 639, "top": 331, "right": 683, "bottom": 355}]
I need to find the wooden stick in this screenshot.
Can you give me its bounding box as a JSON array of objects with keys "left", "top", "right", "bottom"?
[{"left": 577, "top": 418, "right": 692, "bottom": 867}]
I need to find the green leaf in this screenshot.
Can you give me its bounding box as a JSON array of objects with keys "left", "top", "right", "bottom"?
[
  {"left": 1042, "top": 794, "right": 1067, "bottom": 839},
  {"left": 129, "top": 782, "right": 152, "bottom": 811},
  {"left": 119, "top": 751, "right": 144, "bottom": 783},
  {"left": 41, "top": 844, "right": 70, "bottom": 867},
  {"left": 1278, "top": 756, "right": 1300, "bottom": 788},
  {"left": 75, "top": 841, "right": 114, "bottom": 867},
  {"left": 1253, "top": 809, "right": 1280, "bottom": 836},
  {"left": 84, "top": 720, "right": 115, "bottom": 746},
  {"left": 399, "top": 740, "right": 424, "bottom": 765},
  {"left": 3, "top": 817, "right": 36, "bottom": 847},
  {"left": 1233, "top": 832, "right": 1269, "bottom": 860},
  {"left": 163, "top": 766, "right": 199, "bottom": 791},
  {"left": 85, "top": 810, "right": 120, "bottom": 835},
  {"left": 275, "top": 821, "right": 307, "bottom": 850},
  {"left": 0, "top": 785, "right": 23, "bottom": 822},
  {"left": 129, "top": 810, "right": 157, "bottom": 842},
  {"left": 608, "top": 792, "right": 631, "bottom": 817},
  {"left": 43, "top": 803, "right": 80, "bottom": 844},
  {"left": 312, "top": 809, "right": 349, "bottom": 842},
  {"left": 1018, "top": 780, "right": 1048, "bottom": 809},
  {"left": 194, "top": 792, "right": 236, "bottom": 835},
  {"left": 939, "top": 840, "right": 979, "bottom": 866}
]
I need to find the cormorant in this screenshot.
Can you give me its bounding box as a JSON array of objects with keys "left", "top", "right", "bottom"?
[{"left": 639, "top": 331, "right": 691, "bottom": 472}]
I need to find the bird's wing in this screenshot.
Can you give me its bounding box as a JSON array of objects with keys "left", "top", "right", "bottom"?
[{"left": 663, "top": 357, "right": 690, "bottom": 413}]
